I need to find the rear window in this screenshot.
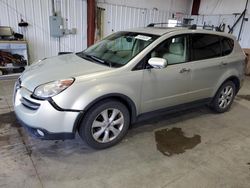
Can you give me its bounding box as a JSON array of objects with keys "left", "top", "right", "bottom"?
[
  {"left": 221, "top": 37, "right": 234, "bottom": 56},
  {"left": 191, "top": 34, "right": 221, "bottom": 61}
]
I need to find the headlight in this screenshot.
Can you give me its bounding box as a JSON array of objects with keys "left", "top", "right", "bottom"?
[{"left": 33, "top": 78, "right": 74, "bottom": 99}]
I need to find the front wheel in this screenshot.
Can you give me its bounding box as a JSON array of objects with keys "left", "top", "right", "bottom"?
[
  {"left": 78, "top": 99, "right": 130, "bottom": 149},
  {"left": 211, "top": 81, "right": 236, "bottom": 113}
]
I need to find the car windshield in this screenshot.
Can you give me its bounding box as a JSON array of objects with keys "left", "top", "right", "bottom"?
[{"left": 77, "top": 32, "right": 159, "bottom": 67}]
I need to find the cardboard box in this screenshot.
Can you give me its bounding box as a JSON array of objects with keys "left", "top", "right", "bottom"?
[{"left": 243, "top": 48, "right": 250, "bottom": 76}]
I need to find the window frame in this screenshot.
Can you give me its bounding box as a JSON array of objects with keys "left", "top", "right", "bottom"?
[
  {"left": 132, "top": 34, "right": 191, "bottom": 71},
  {"left": 221, "top": 37, "right": 234, "bottom": 56},
  {"left": 189, "top": 33, "right": 222, "bottom": 62}
]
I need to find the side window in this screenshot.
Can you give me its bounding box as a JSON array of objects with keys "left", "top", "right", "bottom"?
[
  {"left": 150, "top": 35, "right": 188, "bottom": 65},
  {"left": 221, "top": 37, "right": 234, "bottom": 56},
  {"left": 191, "top": 34, "right": 221, "bottom": 61}
]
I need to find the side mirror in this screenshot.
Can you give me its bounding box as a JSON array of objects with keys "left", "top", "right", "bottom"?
[{"left": 148, "top": 57, "right": 167, "bottom": 69}]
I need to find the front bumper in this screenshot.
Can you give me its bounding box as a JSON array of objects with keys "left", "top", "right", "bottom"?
[
  {"left": 16, "top": 115, "right": 75, "bottom": 140},
  {"left": 14, "top": 84, "right": 80, "bottom": 140}
]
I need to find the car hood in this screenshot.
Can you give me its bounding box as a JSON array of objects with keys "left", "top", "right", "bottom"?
[{"left": 20, "top": 54, "right": 111, "bottom": 91}]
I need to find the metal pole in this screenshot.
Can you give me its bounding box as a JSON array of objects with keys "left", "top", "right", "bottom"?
[
  {"left": 51, "top": 0, "right": 56, "bottom": 16},
  {"left": 87, "top": 0, "right": 96, "bottom": 46},
  {"left": 238, "top": 0, "right": 249, "bottom": 40}
]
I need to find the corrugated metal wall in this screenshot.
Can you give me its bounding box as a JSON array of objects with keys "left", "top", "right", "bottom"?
[
  {"left": 0, "top": 0, "right": 87, "bottom": 63},
  {"left": 97, "top": 3, "right": 186, "bottom": 37}
]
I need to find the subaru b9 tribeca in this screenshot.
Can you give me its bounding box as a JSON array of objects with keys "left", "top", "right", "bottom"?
[{"left": 14, "top": 27, "right": 245, "bottom": 149}]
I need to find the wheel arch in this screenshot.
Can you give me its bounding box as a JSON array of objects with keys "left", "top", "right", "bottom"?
[
  {"left": 226, "top": 76, "right": 240, "bottom": 93},
  {"left": 212, "top": 71, "right": 241, "bottom": 98},
  {"left": 72, "top": 93, "right": 137, "bottom": 133},
  {"left": 218, "top": 76, "right": 240, "bottom": 94}
]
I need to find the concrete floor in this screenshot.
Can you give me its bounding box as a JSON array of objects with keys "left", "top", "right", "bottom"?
[{"left": 1, "top": 77, "right": 250, "bottom": 188}]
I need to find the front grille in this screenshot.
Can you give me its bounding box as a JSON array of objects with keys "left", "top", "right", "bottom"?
[{"left": 20, "top": 97, "right": 40, "bottom": 110}]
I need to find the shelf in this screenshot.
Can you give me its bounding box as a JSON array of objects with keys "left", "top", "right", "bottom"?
[
  {"left": 0, "top": 40, "right": 28, "bottom": 77},
  {"left": 0, "top": 65, "right": 26, "bottom": 69}
]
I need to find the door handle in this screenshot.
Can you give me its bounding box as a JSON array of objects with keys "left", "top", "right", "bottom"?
[
  {"left": 179, "top": 68, "right": 191, "bottom": 73},
  {"left": 220, "top": 62, "right": 228, "bottom": 66}
]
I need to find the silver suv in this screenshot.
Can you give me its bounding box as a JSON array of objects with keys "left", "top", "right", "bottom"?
[{"left": 14, "top": 26, "right": 246, "bottom": 149}]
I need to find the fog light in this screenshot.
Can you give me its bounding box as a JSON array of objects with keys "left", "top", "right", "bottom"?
[{"left": 37, "top": 129, "right": 45, "bottom": 136}]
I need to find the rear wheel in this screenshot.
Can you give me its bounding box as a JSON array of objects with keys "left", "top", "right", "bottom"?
[
  {"left": 78, "top": 99, "right": 130, "bottom": 149},
  {"left": 211, "top": 81, "right": 236, "bottom": 113}
]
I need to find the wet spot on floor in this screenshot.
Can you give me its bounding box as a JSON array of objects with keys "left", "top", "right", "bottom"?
[
  {"left": 237, "top": 95, "right": 250, "bottom": 101},
  {"left": 0, "top": 111, "right": 20, "bottom": 127},
  {"left": 155, "top": 127, "right": 201, "bottom": 156},
  {"left": 0, "top": 135, "right": 10, "bottom": 146},
  {"left": 0, "top": 98, "right": 2, "bottom": 100}
]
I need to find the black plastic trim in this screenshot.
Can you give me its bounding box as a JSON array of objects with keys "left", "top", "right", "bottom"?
[
  {"left": 136, "top": 98, "right": 212, "bottom": 122},
  {"left": 48, "top": 98, "right": 83, "bottom": 113}
]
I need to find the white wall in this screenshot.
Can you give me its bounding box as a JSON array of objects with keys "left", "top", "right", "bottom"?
[
  {"left": 0, "top": 0, "right": 87, "bottom": 63},
  {"left": 98, "top": 0, "right": 193, "bottom": 13},
  {"left": 199, "top": 0, "right": 249, "bottom": 15},
  {"left": 97, "top": 0, "right": 193, "bottom": 37}
]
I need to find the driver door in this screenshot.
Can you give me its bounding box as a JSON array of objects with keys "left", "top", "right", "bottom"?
[{"left": 140, "top": 34, "right": 193, "bottom": 113}]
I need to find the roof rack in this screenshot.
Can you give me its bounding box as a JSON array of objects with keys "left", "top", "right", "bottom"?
[
  {"left": 146, "top": 22, "right": 224, "bottom": 32},
  {"left": 146, "top": 22, "right": 197, "bottom": 29},
  {"left": 147, "top": 22, "right": 183, "bottom": 27}
]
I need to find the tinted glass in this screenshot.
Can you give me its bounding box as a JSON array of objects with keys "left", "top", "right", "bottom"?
[
  {"left": 221, "top": 37, "right": 234, "bottom": 56},
  {"left": 150, "top": 35, "right": 188, "bottom": 65},
  {"left": 191, "top": 34, "right": 221, "bottom": 61}
]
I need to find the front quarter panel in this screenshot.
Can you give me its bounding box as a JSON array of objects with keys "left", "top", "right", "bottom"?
[{"left": 52, "top": 70, "right": 143, "bottom": 115}]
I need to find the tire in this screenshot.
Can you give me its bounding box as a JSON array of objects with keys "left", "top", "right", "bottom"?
[
  {"left": 78, "top": 99, "right": 130, "bottom": 149},
  {"left": 211, "top": 81, "right": 236, "bottom": 113}
]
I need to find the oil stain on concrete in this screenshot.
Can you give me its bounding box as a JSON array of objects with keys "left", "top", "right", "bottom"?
[
  {"left": 155, "top": 127, "right": 201, "bottom": 156},
  {"left": 0, "top": 111, "right": 20, "bottom": 127}
]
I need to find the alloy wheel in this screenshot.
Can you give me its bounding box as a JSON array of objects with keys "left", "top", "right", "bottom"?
[
  {"left": 218, "top": 85, "right": 234, "bottom": 109},
  {"left": 91, "top": 108, "right": 124, "bottom": 143}
]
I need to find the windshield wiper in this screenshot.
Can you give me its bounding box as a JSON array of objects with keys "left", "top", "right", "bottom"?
[{"left": 85, "top": 54, "right": 112, "bottom": 67}]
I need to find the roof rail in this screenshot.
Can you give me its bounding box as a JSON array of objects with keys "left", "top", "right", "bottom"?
[
  {"left": 147, "top": 22, "right": 196, "bottom": 29},
  {"left": 147, "top": 23, "right": 169, "bottom": 27},
  {"left": 146, "top": 22, "right": 223, "bottom": 32}
]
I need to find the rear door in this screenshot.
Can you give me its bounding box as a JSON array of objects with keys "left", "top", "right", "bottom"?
[{"left": 187, "top": 33, "right": 226, "bottom": 101}]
